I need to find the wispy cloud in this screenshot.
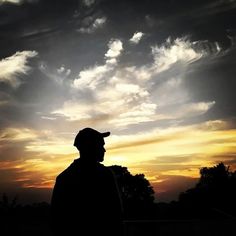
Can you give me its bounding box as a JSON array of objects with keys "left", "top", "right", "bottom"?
[
  {"left": 83, "top": 0, "right": 95, "bottom": 7},
  {"left": 38, "top": 62, "right": 71, "bottom": 85},
  {"left": 0, "top": 0, "right": 38, "bottom": 5},
  {"left": 0, "top": 126, "right": 75, "bottom": 156},
  {"left": 57, "top": 66, "right": 71, "bottom": 76},
  {"left": 0, "top": 127, "right": 38, "bottom": 142},
  {"left": 72, "top": 38, "right": 123, "bottom": 90},
  {"left": 106, "top": 120, "right": 236, "bottom": 154},
  {"left": 151, "top": 37, "right": 203, "bottom": 73},
  {"left": 77, "top": 16, "right": 106, "bottom": 34},
  {"left": 129, "top": 32, "right": 144, "bottom": 44},
  {"left": 0, "top": 51, "right": 38, "bottom": 88},
  {"left": 0, "top": 0, "right": 22, "bottom": 4}
]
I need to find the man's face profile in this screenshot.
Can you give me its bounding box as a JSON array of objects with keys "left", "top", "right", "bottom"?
[
  {"left": 74, "top": 128, "right": 110, "bottom": 163},
  {"left": 79, "top": 137, "right": 106, "bottom": 163},
  {"left": 93, "top": 138, "right": 106, "bottom": 162}
]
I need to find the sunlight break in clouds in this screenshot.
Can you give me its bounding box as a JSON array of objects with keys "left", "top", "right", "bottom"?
[
  {"left": 0, "top": 51, "right": 38, "bottom": 88},
  {"left": 54, "top": 36, "right": 215, "bottom": 128},
  {"left": 129, "top": 32, "right": 144, "bottom": 44}
]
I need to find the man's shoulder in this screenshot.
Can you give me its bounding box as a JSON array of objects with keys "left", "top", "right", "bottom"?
[
  {"left": 56, "top": 159, "right": 80, "bottom": 181},
  {"left": 97, "top": 163, "right": 116, "bottom": 177}
]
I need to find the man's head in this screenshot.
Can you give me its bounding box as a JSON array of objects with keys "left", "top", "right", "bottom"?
[{"left": 73, "top": 127, "right": 110, "bottom": 162}]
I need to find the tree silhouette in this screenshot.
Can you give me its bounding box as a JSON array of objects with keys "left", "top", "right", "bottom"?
[
  {"left": 198, "top": 162, "right": 230, "bottom": 188},
  {"left": 179, "top": 162, "right": 236, "bottom": 217},
  {"left": 109, "top": 165, "right": 155, "bottom": 219}
]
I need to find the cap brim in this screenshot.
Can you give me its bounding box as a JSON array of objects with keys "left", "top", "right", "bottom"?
[{"left": 102, "top": 132, "right": 110, "bottom": 137}]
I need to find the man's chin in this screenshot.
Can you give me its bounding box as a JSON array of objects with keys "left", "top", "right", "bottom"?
[{"left": 98, "top": 156, "right": 104, "bottom": 162}]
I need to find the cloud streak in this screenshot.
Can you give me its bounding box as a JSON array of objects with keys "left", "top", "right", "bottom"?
[
  {"left": 0, "top": 51, "right": 38, "bottom": 88},
  {"left": 0, "top": 0, "right": 38, "bottom": 5}
]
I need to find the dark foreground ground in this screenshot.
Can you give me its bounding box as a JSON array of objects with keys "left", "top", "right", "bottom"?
[
  {"left": 1, "top": 202, "right": 236, "bottom": 236},
  {"left": 2, "top": 219, "right": 236, "bottom": 236},
  {"left": 125, "top": 219, "right": 236, "bottom": 236}
]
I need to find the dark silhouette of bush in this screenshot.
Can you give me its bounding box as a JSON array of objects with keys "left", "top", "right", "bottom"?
[
  {"left": 109, "top": 165, "right": 155, "bottom": 219},
  {"left": 178, "top": 162, "right": 236, "bottom": 218},
  {"left": 0, "top": 194, "right": 51, "bottom": 235}
]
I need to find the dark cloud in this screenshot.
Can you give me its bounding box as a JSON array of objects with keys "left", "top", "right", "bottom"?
[
  {"left": 183, "top": 46, "right": 236, "bottom": 122},
  {"left": 0, "top": 141, "right": 32, "bottom": 161}
]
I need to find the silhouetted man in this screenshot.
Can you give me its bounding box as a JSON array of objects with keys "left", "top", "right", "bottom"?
[{"left": 51, "top": 128, "right": 123, "bottom": 236}]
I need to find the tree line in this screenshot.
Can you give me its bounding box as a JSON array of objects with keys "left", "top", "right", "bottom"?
[{"left": 1, "top": 162, "right": 236, "bottom": 221}]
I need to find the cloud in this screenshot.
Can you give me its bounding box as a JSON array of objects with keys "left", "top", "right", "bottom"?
[
  {"left": 0, "top": 127, "right": 38, "bottom": 142},
  {"left": 0, "top": 0, "right": 22, "bottom": 4},
  {"left": 57, "top": 66, "right": 71, "bottom": 76},
  {"left": 83, "top": 0, "right": 95, "bottom": 7},
  {"left": 20, "top": 27, "right": 55, "bottom": 38},
  {"left": 0, "top": 156, "right": 69, "bottom": 190},
  {"left": 53, "top": 36, "right": 218, "bottom": 128},
  {"left": 0, "top": 0, "right": 38, "bottom": 5},
  {"left": 178, "top": 101, "right": 215, "bottom": 116},
  {"left": 129, "top": 32, "right": 144, "bottom": 44},
  {"left": 110, "top": 102, "right": 157, "bottom": 127},
  {"left": 192, "top": 0, "right": 236, "bottom": 18},
  {"left": 73, "top": 39, "right": 123, "bottom": 90},
  {"left": 105, "top": 119, "right": 236, "bottom": 165},
  {"left": 52, "top": 100, "right": 92, "bottom": 121},
  {"left": 77, "top": 16, "right": 106, "bottom": 34},
  {"left": 0, "top": 51, "right": 38, "bottom": 88},
  {"left": 0, "top": 126, "right": 75, "bottom": 156},
  {"left": 151, "top": 37, "right": 203, "bottom": 73},
  {"left": 73, "top": 64, "right": 112, "bottom": 90},
  {"left": 38, "top": 62, "right": 71, "bottom": 85},
  {"left": 40, "top": 116, "right": 57, "bottom": 121},
  {"left": 107, "top": 121, "right": 220, "bottom": 149},
  {"left": 105, "top": 39, "right": 123, "bottom": 58},
  {"left": 156, "top": 101, "right": 216, "bottom": 121}
]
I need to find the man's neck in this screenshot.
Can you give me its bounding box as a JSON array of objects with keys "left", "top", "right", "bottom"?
[{"left": 79, "top": 156, "right": 100, "bottom": 165}]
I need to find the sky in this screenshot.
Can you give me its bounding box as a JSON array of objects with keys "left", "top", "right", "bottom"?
[{"left": 0, "top": 0, "right": 236, "bottom": 203}]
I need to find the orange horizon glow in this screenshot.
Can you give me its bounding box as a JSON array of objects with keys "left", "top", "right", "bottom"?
[{"left": 1, "top": 119, "right": 236, "bottom": 201}]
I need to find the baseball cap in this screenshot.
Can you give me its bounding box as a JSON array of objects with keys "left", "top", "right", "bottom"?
[{"left": 73, "top": 127, "right": 110, "bottom": 148}]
